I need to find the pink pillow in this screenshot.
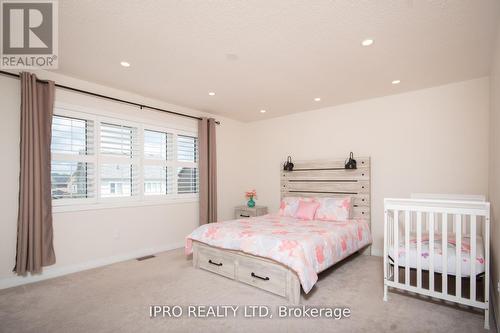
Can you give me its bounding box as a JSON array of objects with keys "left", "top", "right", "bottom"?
[
  {"left": 279, "top": 197, "right": 313, "bottom": 217},
  {"left": 295, "top": 200, "right": 320, "bottom": 220},
  {"left": 279, "top": 197, "right": 301, "bottom": 217},
  {"left": 315, "top": 197, "right": 352, "bottom": 221}
]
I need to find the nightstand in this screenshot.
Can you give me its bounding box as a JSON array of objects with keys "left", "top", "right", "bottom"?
[{"left": 234, "top": 205, "right": 268, "bottom": 219}]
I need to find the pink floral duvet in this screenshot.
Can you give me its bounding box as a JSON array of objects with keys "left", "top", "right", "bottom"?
[{"left": 185, "top": 214, "right": 372, "bottom": 293}]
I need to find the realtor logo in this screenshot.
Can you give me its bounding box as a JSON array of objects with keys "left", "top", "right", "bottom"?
[{"left": 1, "top": 0, "right": 58, "bottom": 69}]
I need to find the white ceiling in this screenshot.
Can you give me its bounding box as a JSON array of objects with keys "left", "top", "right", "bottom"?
[{"left": 56, "top": 0, "right": 500, "bottom": 122}]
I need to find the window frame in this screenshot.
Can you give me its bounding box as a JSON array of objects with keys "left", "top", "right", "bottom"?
[{"left": 52, "top": 103, "right": 199, "bottom": 213}]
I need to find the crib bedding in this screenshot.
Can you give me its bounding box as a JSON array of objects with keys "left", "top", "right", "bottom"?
[
  {"left": 185, "top": 214, "right": 372, "bottom": 293},
  {"left": 388, "top": 233, "right": 485, "bottom": 277}
]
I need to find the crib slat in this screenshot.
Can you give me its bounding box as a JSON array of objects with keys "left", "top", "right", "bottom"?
[
  {"left": 383, "top": 208, "right": 389, "bottom": 301},
  {"left": 389, "top": 214, "right": 393, "bottom": 279},
  {"left": 417, "top": 212, "right": 422, "bottom": 288},
  {"left": 442, "top": 213, "right": 448, "bottom": 295},
  {"left": 456, "top": 214, "right": 462, "bottom": 298},
  {"left": 394, "top": 210, "right": 399, "bottom": 284},
  {"left": 470, "top": 215, "right": 477, "bottom": 301},
  {"left": 429, "top": 213, "right": 435, "bottom": 292},
  {"left": 405, "top": 210, "right": 410, "bottom": 286}
]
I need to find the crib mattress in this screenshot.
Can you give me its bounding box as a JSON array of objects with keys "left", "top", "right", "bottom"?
[{"left": 388, "top": 235, "right": 485, "bottom": 277}]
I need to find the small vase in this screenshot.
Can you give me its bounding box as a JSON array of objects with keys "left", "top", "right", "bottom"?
[{"left": 247, "top": 197, "right": 256, "bottom": 208}]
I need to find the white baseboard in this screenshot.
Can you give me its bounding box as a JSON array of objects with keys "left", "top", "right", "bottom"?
[{"left": 0, "top": 241, "right": 184, "bottom": 290}]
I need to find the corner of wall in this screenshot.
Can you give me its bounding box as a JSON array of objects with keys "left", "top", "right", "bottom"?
[{"left": 488, "top": 18, "right": 500, "bottom": 333}]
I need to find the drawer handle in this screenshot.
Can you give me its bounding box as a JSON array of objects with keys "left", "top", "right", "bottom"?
[
  {"left": 240, "top": 214, "right": 250, "bottom": 218},
  {"left": 208, "top": 259, "right": 223, "bottom": 267},
  {"left": 251, "top": 272, "right": 270, "bottom": 281}
]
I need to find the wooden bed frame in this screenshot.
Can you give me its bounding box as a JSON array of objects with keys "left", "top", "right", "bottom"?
[{"left": 192, "top": 157, "right": 371, "bottom": 303}]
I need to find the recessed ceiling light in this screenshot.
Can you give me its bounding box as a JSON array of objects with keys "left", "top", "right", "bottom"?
[
  {"left": 208, "top": 92, "right": 216, "bottom": 96},
  {"left": 361, "top": 39, "right": 374, "bottom": 47},
  {"left": 392, "top": 80, "right": 401, "bottom": 85},
  {"left": 260, "top": 109, "right": 266, "bottom": 113},
  {"left": 120, "top": 61, "right": 131, "bottom": 67},
  {"left": 314, "top": 97, "right": 321, "bottom": 102}
]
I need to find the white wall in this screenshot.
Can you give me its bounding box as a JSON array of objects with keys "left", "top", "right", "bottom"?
[
  {"left": 244, "top": 78, "right": 490, "bottom": 255},
  {"left": 489, "top": 21, "right": 500, "bottom": 328},
  {"left": 0, "top": 71, "right": 245, "bottom": 288}
]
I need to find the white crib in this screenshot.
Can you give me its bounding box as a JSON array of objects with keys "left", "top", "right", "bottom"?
[{"left": 383, "top": 196, "right": 491, "bottom": 329}]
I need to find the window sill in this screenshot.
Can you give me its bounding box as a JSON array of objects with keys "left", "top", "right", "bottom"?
[{"left": 52, "top": 197, "right": 198, "bottom": 213}]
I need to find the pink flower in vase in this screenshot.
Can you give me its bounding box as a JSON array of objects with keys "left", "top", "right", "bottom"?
[
  {"left": 245, "top": 189, "right": 257, "bottom": 199},
  {"left": 245, "top": 189, "right": 257, "bottom": 208}
]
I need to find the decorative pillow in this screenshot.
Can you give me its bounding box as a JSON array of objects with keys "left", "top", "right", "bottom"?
[
  {"left": 279, "top": 197, "right": 301, "bottom": 217},
  {"left": 279, "top": 197, "right": 314, "bottom": 217},
  {"left": 315, "top": 197, "right": 352, "bottom": 221},
  {"left": 295, "top": 200, "right": 320, "bottom": 221}
]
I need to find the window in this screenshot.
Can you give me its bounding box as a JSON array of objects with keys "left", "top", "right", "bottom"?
[
  {"left": 177, "top": 135, "right": 198, "bottom": 162},
  {"left": 143, "top": 130, "right": 173, "bottom": 195},
  {"left": 100, "top": 164, "right": 135, "bottom": 198},
  {"left": 51, "top": 108, "right": 199, "bottom": 209},
  {"left": 177, "top": 167, "right": 198, "bottom": 194},
  {"left": 99, "top": 123, "right": 139, "bottom": 198},
  {"left": 176, "top": 135, "right": 199, "bottom": 194},
  {"left": 100, "top": 123, "right": 135, "bottom": 156},
  {"left": 51, "top": 115, "right": 95, "bottom": 200}
]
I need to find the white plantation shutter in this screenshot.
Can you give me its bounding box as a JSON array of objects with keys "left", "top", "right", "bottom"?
[
  {"left": 51, "top": 115, "right": 96, "bottom": 200},
  {"left": 51, "top": 107, "right": 199, "bottom": 207},
  {"left": 144, "top": 130, "right": 173, "bottom": 160},
  {"left": 176, "top": 135, "right": 199, "bottom": 194},
  {"left": 143, "top": 130, "right": 174, "bottom": 195},
  {"left": 51, "top": 115, "right": 94, "bottom": 155},
  {"left": 99, "top": 122, "right": 139, "bottom": 198},
  {"left": 100, "top": 163, "right": 139, "bottom": 197},
  {"left": 144, "top": 165, "right": 173, "bottom": 195},
  {"left": 100, "top": 122, "right": 138, "bottom": 157},
  {"left": 177, "top": 135, "right": 198, "bottom": 162},
  {"left": 177, "top": 167, "right": 198, "bottom": 194},
  {"left": 51, "top": 161, "right": 95, "bottom": 199}
]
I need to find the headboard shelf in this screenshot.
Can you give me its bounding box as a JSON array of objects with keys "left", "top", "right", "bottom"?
[
  {"left": 288, "top": 179, "right": 358, "bottom": 183},
  {"left": 280, "top": 157, "right": 371, "bottom": 222},
  {"left": 290, "top": 157, "right": 370, "bottom": 170},
  {"left": 283, "top": 168, "right": 368, "bottom": 180}
]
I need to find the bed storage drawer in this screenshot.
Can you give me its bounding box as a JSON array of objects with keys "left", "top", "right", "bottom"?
[
  {"left": 197, "top": 246, "right": 236, "bottom": 279},
  {"left": 236, "top": 257, "right": 287, "bottom": 297}
]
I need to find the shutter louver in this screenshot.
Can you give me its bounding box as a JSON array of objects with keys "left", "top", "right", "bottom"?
[
  {"left": 51, "top": 115, "right": 95, "bottom": 200},
  {"left": 100, "top": 122, "right": 139, "bottom": 197},
  {"left": 144, "top": 130, "right": 174, "bottom": 195},
  {"left": 177, "top": 135, "right": 199, "bottom": 194},
  {"left": 100, "top": 123, "right": 138, "bottom": 157}
]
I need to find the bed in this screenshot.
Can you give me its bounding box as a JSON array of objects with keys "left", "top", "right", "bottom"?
[{"left": 186, "top": 157, "right": 372, "bottom": 303}]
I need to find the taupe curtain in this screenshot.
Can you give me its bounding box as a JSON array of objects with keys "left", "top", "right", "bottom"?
[
  {"left": 14, "top": 72, "right": 56, "bottom": 275},
  {"left": 198, "top": 118, "right": 217, "bottom": 224}
]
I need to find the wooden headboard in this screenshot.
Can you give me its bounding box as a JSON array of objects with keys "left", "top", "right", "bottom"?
[{"left": 280, "top": 157, "right": 371, "bottom": 221}]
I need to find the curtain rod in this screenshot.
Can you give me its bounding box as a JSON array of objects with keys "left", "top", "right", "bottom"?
[{"left": 0, "top": 70, "right": 220, "bottom": 125}]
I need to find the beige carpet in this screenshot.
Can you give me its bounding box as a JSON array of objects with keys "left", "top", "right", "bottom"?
[{"left": 0, "top": 249, "right": 490, "bottom": 333}]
